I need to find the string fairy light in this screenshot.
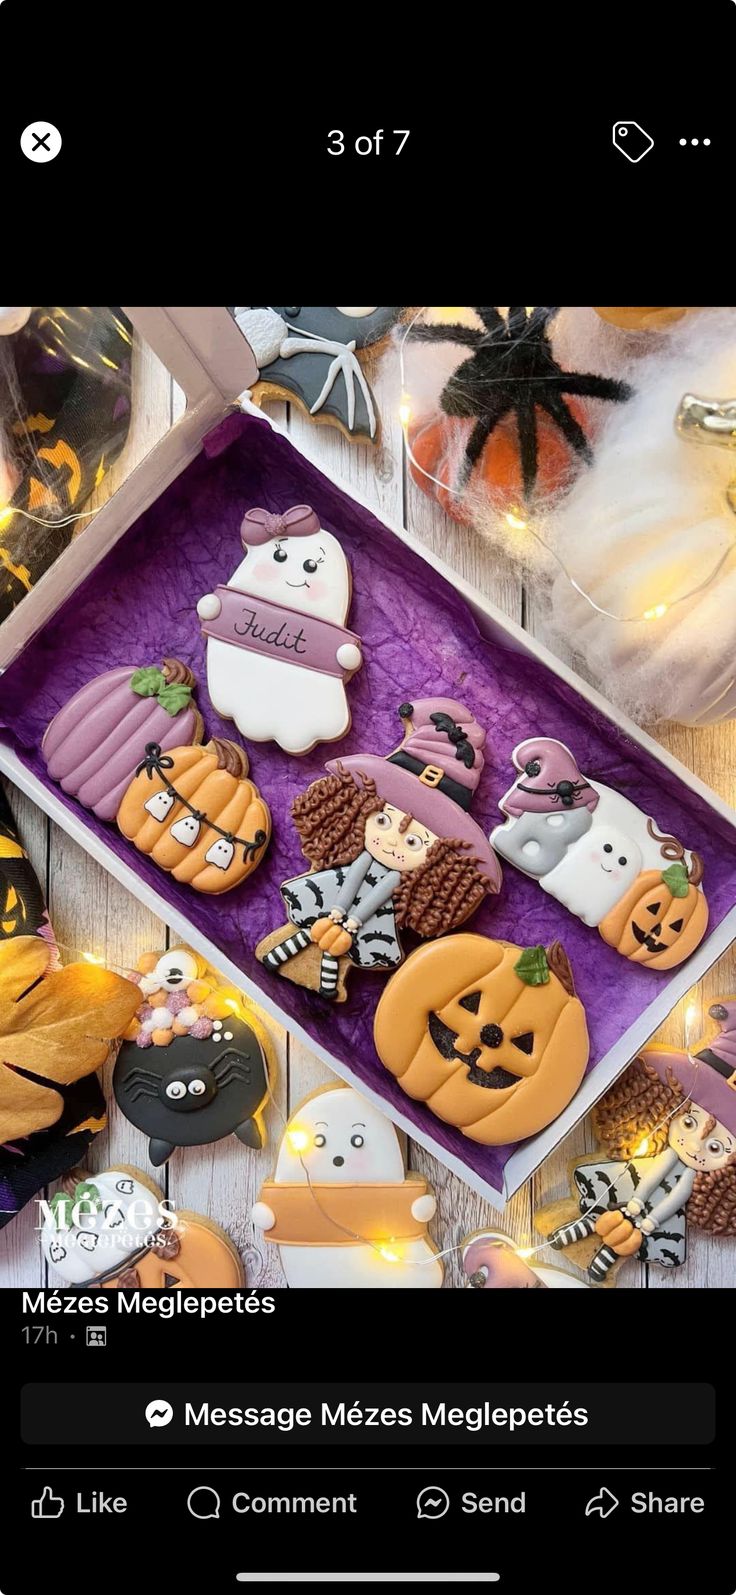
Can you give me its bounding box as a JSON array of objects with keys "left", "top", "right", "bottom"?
[
  {"left": 398, "top": 307, "right": 736, "bottom": 626},
  {"left": 39, "top": 937, "right": 708, "bottom": 1284}
]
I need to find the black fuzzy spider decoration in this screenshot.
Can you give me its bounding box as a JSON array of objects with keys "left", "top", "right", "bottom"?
[{"left": 408, "top": 306, "right": 634, "bottom": 501}]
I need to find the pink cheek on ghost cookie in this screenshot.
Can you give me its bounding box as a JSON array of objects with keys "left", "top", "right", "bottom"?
[
  {"left": 303, "top": 580, "right": 329, "bottom": 602},
  {"left": 253, "top": 560, "right": 280, "bottom": 583},
  {"left": 589, "top": 850, "right": 601, "bottom": 863}
]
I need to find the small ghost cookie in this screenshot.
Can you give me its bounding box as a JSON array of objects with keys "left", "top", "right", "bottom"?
[
  {"left": 41, "top": 1167, "right": 244, "bottom": 1287},
  {"left": 490, "top": 737, "right": 708, "bottom": 968},
  {"left": 117, "top": 738, "right": 271, "bottom": 895},
  {"left": 374, "top": 935, "right": 589, "bottom": 1146},
  {"left": 252, "top": 1084, "right": 442, "bottom": 1288}
]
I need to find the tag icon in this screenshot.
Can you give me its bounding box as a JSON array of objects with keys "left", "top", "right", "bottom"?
[{"left": 612, "top": 121, "right": 654, "bottom": 162}]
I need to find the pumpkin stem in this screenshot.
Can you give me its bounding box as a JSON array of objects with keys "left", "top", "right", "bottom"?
[
  {"left": 687, "top": 850, "right": 704, "bottom": 887},
  {"left": 161, "top": 658, "right": 196, "bottom": 688},
  {"left": 646, "top": 817, "right": 685, "bottom": 861},
  {"left": 206, "top": 738, "right": 250, "bottom": 778},
  {"left": 546, "top": 940, "right": 576, "bottom": 997}
]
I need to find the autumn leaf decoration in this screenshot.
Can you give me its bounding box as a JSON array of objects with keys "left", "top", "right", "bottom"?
[{"left": 0, "top": 937, "right": 140, "bottom": 1142}]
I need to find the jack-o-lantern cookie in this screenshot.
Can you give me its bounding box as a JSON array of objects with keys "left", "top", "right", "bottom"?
[
  {"left": 117, "top": 738, "right": 271, "bottom": 894},
  {"left": 41, "top": 1167, "right": 244, "bottom": 1287},
  {"left": 256, "top": 698, "right": 501, "bottom": 1002},
  {"left": 114, "top": 993, "right": 276, "bottom": 1166},
  {"left": 490, "top": 737, "right": 708, "bottom": 969},
  {"left": 374, "top": 935, "right": 589, "bottom": 1146}
]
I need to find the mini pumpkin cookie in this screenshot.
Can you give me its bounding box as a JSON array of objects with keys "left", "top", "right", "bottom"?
[
  {"left": 374, "top": 935, "right": 589, "bottom": 1146},
  {"left": 114, "top": 994, "right": 276, "bottom": 1165},
  {"left": 122, "top": 945, "right": 235, "bottom": 1048},
  {"left": 490, "top": 737, "right": 708, "bottom": 969},
  {"left": 537, "top": 1002, "right": 736, "bottom": 1284},
  {"left": 197, "top": 503, "right": 362, "bottom": 756},
  {"left": 41, "top": 1166, "right": 244, "bottom": 1287},
  {"left": 42, "top": 659, "right": 203, "bottom": 822},
  {"left": 117, "top": 738, "right": 271, "bottom": 894},
  {"left": 256, "top": 698, "right": 501, "bottom": 1002},
  {"left": 252, "top": 1084, "right": 442, "bottom": 1288}
]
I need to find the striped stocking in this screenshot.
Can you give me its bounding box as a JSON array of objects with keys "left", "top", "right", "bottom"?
[
  {"left": 549, "top": 1214, "right": 599, "bottom": 1249},
  {"left": 262, "top": 928, "right": 312, "bottom": 972}
]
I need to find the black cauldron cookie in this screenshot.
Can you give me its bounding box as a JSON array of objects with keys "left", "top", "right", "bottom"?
[{"left": 113, "top": 1004, "right": 274, "bottom": 1166}]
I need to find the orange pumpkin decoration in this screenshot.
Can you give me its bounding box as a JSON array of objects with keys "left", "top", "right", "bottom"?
[
  {"left": 598, "top": 852, "right": 708, "bottom": 970},
  {"left": 117, "top": 737, "right": 271, "bottom": 894},
  {"left": 374, "top": 935, "right": 589, "bottom": 1146},
  {"left": 408, "top": 401, "right": 589, "bottom": 525}
]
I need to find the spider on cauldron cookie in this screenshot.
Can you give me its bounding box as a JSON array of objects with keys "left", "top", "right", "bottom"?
[{"left": 113, "top": 998, "right": 275, "bottom": 1166}]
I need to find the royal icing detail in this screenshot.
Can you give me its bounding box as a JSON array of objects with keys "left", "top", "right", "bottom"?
[
  {"left": 197, "top": 505, "right": 362, "bottom": 756},
  {"left": 255, "top": 699, "right": 501, "bottom": 1002},
  {"left": 233, "top": 307, "right": 403, "bottom": 443},
  {"left": 537, "top": 1000, "right": 736, "bottom": 1283},
  {"left": 41, "top": 1167, "right": 244, "bottom": 1288},
  {"left": 374, "top": 934, "right": 589, "bottom": 1146},
  {"left": 462, "top": 1231, "right": 589, "bottom": 1289},
  {"left": 41, "top": 659, "right": 203, "bottom": 823},
  {"left": 490, "top": 737, "right": 708, "bottom": 968},
  {"left": 116, "top": 739, "right": 271, "bottom": 895},
  {"left": 252, "top": 1084, "right": 442, "bottom": 1288},
  {"left": 114, "top": 999, "right": 274, "bottom": 1166},
  {"left": 122, "top": 945, "right": 235, "bottom": 1048}
]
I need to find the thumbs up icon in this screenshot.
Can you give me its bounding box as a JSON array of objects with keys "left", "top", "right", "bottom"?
[{"left": 31, "top": 1487, "right": 64, "bottom": 1519}]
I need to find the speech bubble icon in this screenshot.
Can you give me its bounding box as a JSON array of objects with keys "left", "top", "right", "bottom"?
[
  {"left": 416, "top": 1485, "right": 450, "bottom": 1520},
  {"left": 145, "top": 1399, "right": 174, "bottom": 1429},
  {"left": 188, "top": 1487, "right": 221, "bottom": 1520}
]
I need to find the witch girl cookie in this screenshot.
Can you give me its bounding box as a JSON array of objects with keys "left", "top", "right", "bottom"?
[
  {"left": 197, "top": 504, "right": 362, "bottom": 756},
  {"left": 252, "top": 1084, "right": 442, "bottom": 1288},
  {"left": 535, "top": 1000, "right": 736, "bottom": 1283},
  {"left": 255, "top": 699, "right": 501, "bottom": 1002},
  {"left": 490, "top": 737, "right": 708, "bottom": 968}
]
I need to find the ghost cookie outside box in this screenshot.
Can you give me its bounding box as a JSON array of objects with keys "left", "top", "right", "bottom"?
[
  {"left": 256, "top": 699, "right": 502, "bottom": 1002},
  {"left": 197, "top": 504, "right": 362, "bottom": 756},
  {"left": 252, "top": 1084, "right": 442, "bottom": 1288}
]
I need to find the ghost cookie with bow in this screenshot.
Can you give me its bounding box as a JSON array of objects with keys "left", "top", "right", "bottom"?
[
  {"left": 41, "top": 1167, "right": 244, "bottom": 1288},
  {"left": 490, "top": 737, "right": 708, "bottom": 969},
  {"left": 256, "top": 699, "right": 501, "bottom": 1002},
  {"left": 197, "top": 504, "right": 362, "bottom": 756}
]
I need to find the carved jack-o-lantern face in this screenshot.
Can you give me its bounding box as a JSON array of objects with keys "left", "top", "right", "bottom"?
[
  {"left": 374, "top": 934, "right": 589, "bottom": 1145},
  {"left": 599, "top": 860, "right": 708, "bottom": 970},
  {"left": 106, "top": 1216, "right": 244, "bottom": 1289}
]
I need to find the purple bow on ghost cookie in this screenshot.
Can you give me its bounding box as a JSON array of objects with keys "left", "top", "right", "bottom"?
[{"left": 240, "top": 504, "right": 320, "bottom": 547}]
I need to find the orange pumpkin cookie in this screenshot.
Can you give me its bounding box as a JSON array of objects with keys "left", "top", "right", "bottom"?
[
  {"left": 117, "top": 737, "right": 271, "bottom": 894},
  {"left": 599, "top": 855, "right": 708, "bottom": 970},
  {"left": 374, "top": 935, "right": 589, "bottom": 1146},
  {"left": 40, "top": 1167, "right": 244, "bottom": 1287}
]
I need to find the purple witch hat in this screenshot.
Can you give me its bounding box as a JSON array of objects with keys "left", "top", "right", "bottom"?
[
  {"left": 641, "top": 999, "right": 736, "bottom": 1138},
  {"left": 326, "top": 698, "right": 502, "bottom": 889},
  {"left": 500, "top": 737, "right": 599, "bottom": 819}
]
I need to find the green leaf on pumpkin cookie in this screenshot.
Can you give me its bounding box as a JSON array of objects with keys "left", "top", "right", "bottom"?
[
  {"left": 514, "top": 945, "right": 550, "bottom": 986},
  {"left": 130, "top": 666, "right": 166, "bottom": 698},
  {"left": 156, "top": 681, "right": 194, "bottom": 716},
  {"left": 661, "top": 862, "right": 690, "bottom": 898}
]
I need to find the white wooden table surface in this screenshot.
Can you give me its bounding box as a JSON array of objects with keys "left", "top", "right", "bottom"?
[{"left": 2, "top": 331, "right": 735, "bottom": 1290}]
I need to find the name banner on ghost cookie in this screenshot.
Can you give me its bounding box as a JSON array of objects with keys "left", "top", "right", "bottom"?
[{"left": 200, "top": 587, "right": 361, "bottom": 681}]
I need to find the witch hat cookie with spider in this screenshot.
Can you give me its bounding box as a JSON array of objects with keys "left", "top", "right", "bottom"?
[
  {"left": 256, "top": 698, "right": 501, "bottom": 1002},
  {"left": 113, "top": 981, "right": 276, "bottom": 1166}
]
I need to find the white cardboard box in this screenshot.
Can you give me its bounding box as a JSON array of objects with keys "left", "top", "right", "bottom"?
[{"left": 2, "top": 306, "right": 735, "bottom": 1209}]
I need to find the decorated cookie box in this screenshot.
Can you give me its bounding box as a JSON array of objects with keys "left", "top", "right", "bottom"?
[{"left": 1, "top": 306, "right": 736, "bottom": 1210}]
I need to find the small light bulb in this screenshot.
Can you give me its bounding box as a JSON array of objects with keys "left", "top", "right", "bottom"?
[
  {"left": 634, "top": 1137, "right": 650, "bottom": 1158},
  {"left": 287, "top": 1128, "right": 309, "bottom": 1154},
  {"left": 378, "top": 1245, "right": 401, "bottom": 1263},
  {"left": 516, "top": 1247, "right": 535, "bottom": 1260},
  {"left": 82, "top": 951, "right": 104, "bottom": 965},
  {"left": 399, "top": 397, "right": 412, "bottom": 427},
  {"left": 225, "top": 997, "right": 240, "bottom": 1012},
  {"left": 685, "top": 1002, "right": 698, "bottom": 1032},
  {"left": 505, "top": 507, "right": 528, "bottom": 531},
  {"left": 643, "top": 603, "right": 668, "bottom": 621}
]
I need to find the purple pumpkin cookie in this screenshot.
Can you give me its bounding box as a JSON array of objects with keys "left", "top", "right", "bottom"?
[{"left": 42, "top": 659, "right": 203, "bottom": 822}]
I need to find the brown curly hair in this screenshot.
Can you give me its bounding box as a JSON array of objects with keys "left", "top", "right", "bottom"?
[
  {"left": 292, "top": 765, "right": 492, "bottom": 937},
  {"left": 593, "top": 1055, "right": 736, "bottom": 1237}
]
